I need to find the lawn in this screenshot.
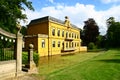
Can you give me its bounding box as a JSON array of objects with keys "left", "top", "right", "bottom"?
[{"left": 37, "top": 49, "right": 120, "bottom": 80}]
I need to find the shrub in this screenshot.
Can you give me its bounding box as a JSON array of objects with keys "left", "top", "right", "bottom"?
[
  {"left": 22, "top": 51, "right": 39, "bottom": 66},
  {"left": 88, "top": 42, "right": 97, "bottom": 50}
]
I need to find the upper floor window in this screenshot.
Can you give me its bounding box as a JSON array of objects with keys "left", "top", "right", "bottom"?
[
  {"left": 66, "top": 32, "right": 68, "bottom": 38},
  {"left": 69, "top": 33, "right": 71, "bottom": 38},
  {"left": 41, "top": 39, "right": 45, "bottom": 48},
  {"left": 62, "top": 30, "right": 64, "bottom": 37},
  {"left": 57, "top": 29, "right": 60, "bottom": 36},
  {"left": 77, "top": 34, "right": 79, "bottom": 39},
  {"left": 52, "top": 28, "right": 55, "bottom": 36},
  {"left": 58, "top": 41, "right": 60, "bottom": 47},
  {"left": 52, "top": 41, "right": 55, "bottom": 47},
  {"left": 72, "top": 33, "right": 73, "bottom": 38},
  {"left": 75, "top": 34, "right": 76, "bottom": 38}
]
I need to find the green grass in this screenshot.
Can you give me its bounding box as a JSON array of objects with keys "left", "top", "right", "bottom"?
[{"left": 37, "top": 49, "right": 120, "bottom": 80}]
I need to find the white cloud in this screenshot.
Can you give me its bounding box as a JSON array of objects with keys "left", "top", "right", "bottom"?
[
  {"left": 101, "top": 0, "right": 120, "bottom": 4},
  {"left": 22, "top": 3, "right": 120, "bottom": 35}
]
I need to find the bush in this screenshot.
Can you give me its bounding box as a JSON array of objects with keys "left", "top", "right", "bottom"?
[
  {"left": 22, "top": 51, "right": 39, "bottom": 66},
  {"left": 88, "top": 42, "right": 97, "bottom": 50}
]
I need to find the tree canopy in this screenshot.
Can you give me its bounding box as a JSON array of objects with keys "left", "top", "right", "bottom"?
[
  {"left": 0, "top": 0, "right": 34, "bottom": 33},
  {"left": 81, "top": 18, "right": 99, "bottom": 46},
  {"left": 106, "top": 17, "right": 120, "bottom": 48}
]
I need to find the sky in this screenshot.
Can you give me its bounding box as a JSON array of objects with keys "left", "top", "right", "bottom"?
[{"left": 22, "top": 0, "right": 120, "bottom": 35}]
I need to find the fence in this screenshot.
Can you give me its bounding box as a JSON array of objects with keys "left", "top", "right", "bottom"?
[
  {"left": 0, "top": 25, "right": 37, "bottom": 79},
  {"left": 0, "top": 48, "right": 15, "bottom": 61},
  {"left": 0, "top": 25, "right": 23, "bottom": 78}
]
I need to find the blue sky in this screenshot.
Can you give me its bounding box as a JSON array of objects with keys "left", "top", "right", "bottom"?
[{"left": 22, "top": 0, "right": 120, "bottom": 35}]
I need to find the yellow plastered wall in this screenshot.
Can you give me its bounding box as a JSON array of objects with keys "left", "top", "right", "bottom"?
[
  {"left": 26, "top": 17, "right": 87, "bottom": 57},
  {"left": 38, "top": 37, "right": 48, "bottom": 57},
  {"left": 48, "top": 21, "right": 82, "bottom": 55},
  {"left": 48, "top": 38, "right": 64, "bottom": 56}
]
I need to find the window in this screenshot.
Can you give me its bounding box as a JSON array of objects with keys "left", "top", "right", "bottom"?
[
  {"left": 75, "top": 34, "right": 76, "bottom": 38},
  {"left": 41, "top": 39, "right": 45, "bottom": 48},
  {"left": 69, "top": 33, "right": 71, "bottom": 38},
  {"left": 57, "top": 29, "right": 60, "bottom": 36},
  {"left": 52, "top": 41, "right": 55, "bottom": 47},
  {"left": 66, "top": 32, "right": 68, "bottom": 38},
  {"left": 72, "top": 42, "right": 74, "bottom": 47},
  {"left": 72, "top": 33, "right": 73, "bottom": 38},
  {"left": 77, "top": 42, "right": 79, "bottom": 47},
  {"left": 62, "top": 42, "right": 64, "bottom": 48},
  {"left": 77, "top": 34, "right": 79, "bottom": 39},
  {"left": 62, "top": 30, "right": 64, "bottom": 37},
  {"left": 52, "top": 28, "right": 55, "bottom": 36},
  {"left": 75, "top": 42, "right": 76, "bottom": 47},
  {"left": 66, "top": 42, "right": 68, "bottom": 48},
  {"left": 69, "top": 42, "right": 71, "bottom": 48},
  {"left": 58, "top": 41, "right": 60, "bottom": 47}
]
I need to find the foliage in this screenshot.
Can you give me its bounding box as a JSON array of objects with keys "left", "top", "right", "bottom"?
[
  {"left": 0, "top": 0, "right": 34, "bottom": 33},
  {"left": 96, "top": 35, "right": 106, "bottom": 48},
  {"left": 22, "top": 51, "right": 39, "bottom": 66},
  {"left": 0, "top": 39, "right": 14, "bottom": 48},
  {"left": 81, "top": 18, "right": 99, "bottom": 46},
  {"left": 88, "top": 42, "right": 96, "bottom": 50},
  {"left": 0, "top": 0, "right": 33, "bottom": 48},
  {"left": 106, "top": 17, "right": 120, "bottom": 48},
  {"left": 21, "top": 26, "right": 27, "bottom": 35}
]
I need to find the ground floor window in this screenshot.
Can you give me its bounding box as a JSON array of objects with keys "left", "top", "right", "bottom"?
[
  {"left": 42, "top": 39, "right": 45, "bottom": 48},
  {"left": 77, "top": 42, "right": 79, "bottom": 47},
  {"left": 66, "top": 42, "right": 68, "bottom": 48},
  {"left": 72, "top": 42, "right": 74, "bottom": 47},
  {"left": 52, "top": 41, "right": 55, "bottom": 47},
  {"left": 58, "top": 41, "right": 60, "bottom": 47}
]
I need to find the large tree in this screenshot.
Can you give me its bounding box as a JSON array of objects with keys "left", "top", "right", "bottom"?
[
  {"left": 81, "top": 18, "right": 99, "bottom": 46},
  {"left": 0, "top": 0, "right": 34, "bottom": 33},
  {"left": 106, "top": 17, "right": 120, "bottom": 48}
]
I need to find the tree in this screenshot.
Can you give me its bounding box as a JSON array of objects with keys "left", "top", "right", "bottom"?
[
  {"left": 0, "top": 0, "right": 34, "bottom": 33},
  {"left": 81, "top": 18, "right": 99, "bottom": 46},
  {"left": 106, "top": 17, "right": 120, "bottom": 48},
  {"left": 21, "top": 26, "right": 27, "bottom": 35}
]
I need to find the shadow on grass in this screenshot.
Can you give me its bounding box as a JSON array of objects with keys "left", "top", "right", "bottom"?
[{"left": 97, "top": 59, "right": 120, "bottom": 63}]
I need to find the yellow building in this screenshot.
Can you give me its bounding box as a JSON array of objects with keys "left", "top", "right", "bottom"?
[{"left": 25, "top": 16, "right": 87, "bottom": 57}]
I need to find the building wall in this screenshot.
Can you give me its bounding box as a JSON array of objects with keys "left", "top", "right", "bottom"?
[
  {"left": 25, "top": 37, "right": 38, "bottom": 51},
  {"left": 38, "top": 37, "right": 48, "bottom": 57},
  {"left": 25, "top": 17, "right": 87, "bottom": 57},
  {"left": 27, "top": 22, "right": 48, "bottom": 35},
  {"left": 48, "top": 21, "right": 81, "bottom": 56}
]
